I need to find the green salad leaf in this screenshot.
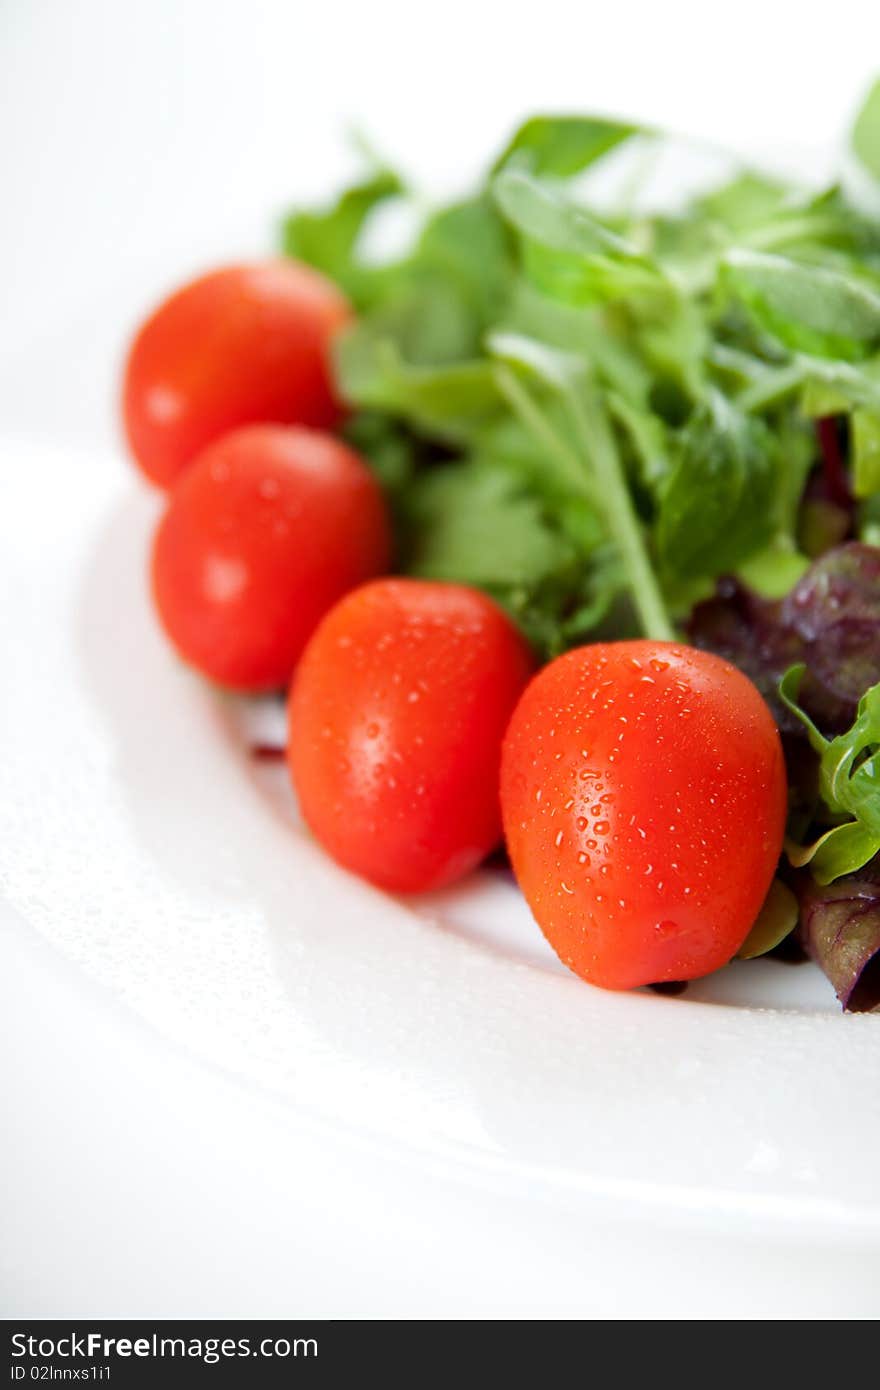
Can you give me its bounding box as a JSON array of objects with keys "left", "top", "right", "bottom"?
[
  {"left": 852, "top": 78, "right": 880, "bottom": 185},
  {"left": 657, "top": 391, "right": 776, "bottom": 578},
  {"left": 282, "top": 113, "right": 880, "bottom": 650},
  {"left": 493, "top": 168, "right": 668, "bottom": 306},
  {"left": 852, "top": 409, "right": 880, "bottom": 496},
  {"left": 736, "top": 878, "right": 799, "bottom": 959},
  {"left": 335, "top": 327, "right": 503, "bottom": 442},
  {"left": 491, "top": 115, "right": 639, "bottom": 177},
  {"left": 282, "top": 165, "right": 405, "bottom": 307},
  {"left": 722, "top": 249, "right": 880, "bottom": 361},
  {"left": 780, "top": 666, "right": 880, "bottom": 882},
  {"left": 400, "top": 462, "right": 574, "bottom": 587},
  {"left": 696, "top": 172, "right": 792, "bottom": 236},
  {"left": 488, "top": 331, "right": 674, "bottom": 640},
  {"left": 414, "top": 194, "right": 512, "bottom": 328}
]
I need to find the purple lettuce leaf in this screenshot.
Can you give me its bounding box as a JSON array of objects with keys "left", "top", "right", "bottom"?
[
  {"left": 780, "top": 543, "right": 880, "bottom": 723},
  {"left": 795, "top": 857, "right": 880, "bottom": 1011},
  {"left": 688, "top": 542, "right": 880, "bottom": 736},
  {"left": 814, "top": 417, "right": 852, "bottom": 512},
  {"left": 686, "top": 578, "right": 802, "bottom": 730},
  {"left": 794, "top": 418, "right": 856, "bottom": 557}
]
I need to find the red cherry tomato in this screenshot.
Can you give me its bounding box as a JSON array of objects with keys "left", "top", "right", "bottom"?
[
  {"left": 500, "top": 640, "right": 787, "bottom": 990},
  {"left": 123, "top": 261, "right": 351, "bottom": 488},
  {"left": 151, "top": 425, "right": 390, "bottom": 692},
  {"left": 287, "top": 579, "right": 533, "bottom": 893}
]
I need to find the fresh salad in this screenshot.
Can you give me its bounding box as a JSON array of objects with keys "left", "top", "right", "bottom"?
[{"left": 122, "top": 83, "right": 880, "bottom": 1010}]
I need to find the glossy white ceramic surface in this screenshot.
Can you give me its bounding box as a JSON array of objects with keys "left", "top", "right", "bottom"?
[{"left": 3, "top": 435, "right": 880, "bottom": 1251}]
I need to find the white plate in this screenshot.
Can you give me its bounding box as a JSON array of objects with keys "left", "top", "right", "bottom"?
[{"left": 3, "top": 430, "right": 880, "bottom": 1252}]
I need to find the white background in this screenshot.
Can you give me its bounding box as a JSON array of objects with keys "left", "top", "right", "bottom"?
[{"left": 2, "top": 0, "right": 880, "bottom": 1319}]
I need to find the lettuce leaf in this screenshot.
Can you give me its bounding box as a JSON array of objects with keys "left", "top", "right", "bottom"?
[
  {"left": 852, "top": 78, "right": 880, "bottom": 185},
  {"left": 721, "top": 249, "right": 880, "bottom": 362},
  {"left": 281, "top": 166, "right": 405, "bottom": 308},
  {"left": 780, "top": 666, "right": 880, "bottom": 883},
  {"left": 796, "top": 859, "right": 880, "bottom": 1010},
  {"left": 689, "top": 543, "right": 880, "bottom": 736},
  {"left": 657, "top": 392, "right": 777, "bottom": 578},
  {"left": 491, "top": 115, "right": 639, "bottom": 178}
]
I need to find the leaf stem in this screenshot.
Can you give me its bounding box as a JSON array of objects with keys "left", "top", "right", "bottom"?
[
  {"left": 745, "top": 214, "right": 846, "bottom": 255},
  {"left": 493, "top": 364, "right": 599, "bottom": 502},
  {"left": 567, "top": 384, "right": 676, "bottom": 641},
  {"left": 737, "top": 361, "right": 806, "bottom": 413},
  {"left": 495, "top": 358, "right": 673, "bottom": 642}
]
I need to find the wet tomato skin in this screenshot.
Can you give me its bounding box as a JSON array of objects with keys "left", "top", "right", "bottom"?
[
  {"left": 151, "top": 424, "right": 390, "bottom": 692},
  {"left": 500, "top": 640, "right": 787, "bottom": 990},
  {"left": 123, "top": 261, "right": 351, "bottom": 488},
  {"left": 288, "top": 579, "right": 533, "bottom": 893}
]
